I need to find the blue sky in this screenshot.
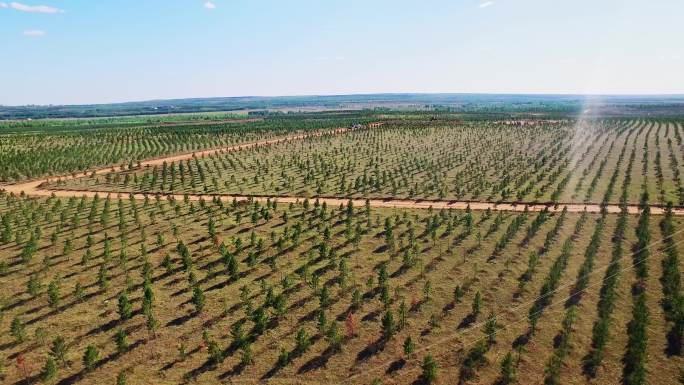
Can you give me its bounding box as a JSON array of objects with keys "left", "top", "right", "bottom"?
[{"left": 1, "top": 0, "right": 683, "bottom": 105}]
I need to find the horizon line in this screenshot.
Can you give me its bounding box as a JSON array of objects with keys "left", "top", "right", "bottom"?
[{"left": 3, "top": 91, "right": 684, "bottom": 108}]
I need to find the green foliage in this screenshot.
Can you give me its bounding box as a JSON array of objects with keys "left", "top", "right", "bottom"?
[
  {"left": 117, "top": 370, "right": 127, "bottom": 385},
  {"left": 277, "top": 348, "right": 290, "bottom": 368},
  {"left": 118, "top": 291, "right": 133, "bottom": 320},
  {"left": 623, "top": 294, "right": 649, "bottom": 385},
  {"left": 114, "top": 328, "right": 129, "bottom": 353},
  {"left": 295, "top": 327, "right": 311, "bottom": 353},
  {"left": 381, "top": 310, "right": 396, "bottom": 341},
  {"left": 583, "top": 207, "right": 628, "bottom": 377},
  {"left": 192, "top": 286, "right": 205, "bottom": 313},
  {"left": 207, "top": 340, "right": 223, "bottom": 365},
  {"left": 27, "top": 274, "right": 41, "bottom": 297},
  {"left": 659, "top": 203, "right": 683, "bottom": 355},
  {"left": 544, "top": 307, "right": 577, "bottom": 385},
  {"left": 10, "top": 316, "right": 26, "bottom": 343},
  {"left": 50, "top": 336, "right": 68, "bottom": 364},
  {"left": 421, "top": 354, "right": 438, "bottom": 384},
  {"left": 83, "top": 345, "right": 99, "bottom": 371},
  {"left": 499, "top": 352, "right": 516, "bottom": 384},
  {"left": 529, "top": 237, "right": 575, "bottom": 330},
  {"left": 472, "top": 291, "right": 483, "bottom": 317},
  {"left": 484, "top": 312, "right": 498, "bottom": 346},
  {"left": 325, "top": 321, "right": 342, "bottom": 351},
  {"left": 633, "top": 206, "right": 651, "bottom": 280},
  {"left": 47, "top": 277, "right": 61, "bottom": 308},
  {"left": 42, "top": 356, "right": 57, "bottom": 382},
  {"left": 240, "top": 343, "right": 253, "bottom": 366},
  {"left": 403, "top": 336, "right": 415, "bottom": 356}
]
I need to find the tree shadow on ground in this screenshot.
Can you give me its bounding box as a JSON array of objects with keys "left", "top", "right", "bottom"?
[
  {"left": 165, "top": 311, "right": 197, "bottom": 327},
  {"left": 458, "top": 313, "right": 476, "bottom": 329},
  {"left": 356, "top": 338, "right": 387, "bottom": 364},
  {"left": 298, "top": 345, "right": 338, "bottom": 374},
  {"left": 386, "top": 358, "right": 406, "bottom": 374}
]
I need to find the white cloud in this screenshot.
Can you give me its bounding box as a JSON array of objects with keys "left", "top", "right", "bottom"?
[
  {"left": 23, "top": 29, "right": 45, "bottom": 37},
  {"left": 6, "top": 2, "right": 64, "bottom": 13},
  {"left": 0, "top": 2, "right": 8, "bottom": 7},
  {"left": 479, "top": 1, "right": 494, "bottom": 8},
  {"left": 204, "top": 1, "right": 215, "bottom": 9}
]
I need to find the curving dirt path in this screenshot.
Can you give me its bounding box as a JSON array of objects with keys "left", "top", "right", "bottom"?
[
  {"left": 2, "top": 124, "right": 683, "bottom": 216},
  {"left": 1, "top": 126, "right": 354, "bottom": 189}
]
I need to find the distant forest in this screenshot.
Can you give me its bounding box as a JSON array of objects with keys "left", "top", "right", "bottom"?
[{"left": 2, "top": 93, "right": 684, "bottom": 119}]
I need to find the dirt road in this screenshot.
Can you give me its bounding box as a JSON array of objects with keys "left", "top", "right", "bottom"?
[{"left": 2, "top": 125, "right": 681, "bottom": 215}]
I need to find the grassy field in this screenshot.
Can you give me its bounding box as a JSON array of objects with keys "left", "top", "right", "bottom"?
[{"left": 0, "top": 112, "right": 682, "bottom": 385}]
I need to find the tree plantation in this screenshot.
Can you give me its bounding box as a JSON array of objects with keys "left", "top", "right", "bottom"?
[
  {"left": 52, "top": 118, "right": 684, "bottom": 207},
  {"left": 0, "top": 111, "right": 682, "bottom": 385},
  {"left": 0, "top": 112, "right": 378, "bottom": 182}
]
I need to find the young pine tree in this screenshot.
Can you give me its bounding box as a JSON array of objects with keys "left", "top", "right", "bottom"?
[
  {"left": 421, "top": 354, "right": 438, "bottom": 384},
  {"left": 83, "top": 345, "right": 99, "bottom": 371},
  {"left": 42, "top": 356, "right": 57, "bottom": 382}
]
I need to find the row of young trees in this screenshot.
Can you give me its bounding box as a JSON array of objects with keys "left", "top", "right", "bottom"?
[
  {"left": 623, "top": 200, "right": 651, "bottom": 385},
  {"left": 58, "top": 118, "right": 684, "bottom": 207},
  {"left": 1, "top": 187, "right": 531, "bottom": 384},
  {"left": 527, "top": 211, "right": 587, "bottom": 331},
  {"left": 0, "top": 113, "right": 372, "bottom": 182},
  {"left": 659, "top": 204, "right": 683, "bottom": 355},
  {"left": 3, "top": 119, "right": 683, "bottom": 383},
  {"left": 538, "top": 125, "right": 654, "bottom": 383},
  {"left": 581, "top": 127, "right": 640, "bottom": 377},
  {"left": 58, "top": 120, "right": 593, "bottom": 204}
]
